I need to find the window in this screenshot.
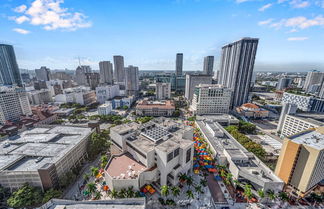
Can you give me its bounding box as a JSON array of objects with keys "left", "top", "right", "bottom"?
[
  {"left": 167, "top": 152, "right": 173, "bottom": 162},
  {"left": 186, "top": 148, "right": 191, "bottom": 163},
  {"left": 174, "top": 148, "right": 180, "bottom": 157}
]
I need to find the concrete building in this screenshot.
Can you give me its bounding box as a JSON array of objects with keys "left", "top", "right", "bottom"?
[
  {"left": 75, "top": 66, "right": 86, "bottom": 85},
  {"left": 276, "top": 77, "right": 292, "bottom": 90},
  {"left": 196, "top": 116, "right": 284, "bottom": 192},
  {"left": 280, "top": 114, "right": 324, "bottom": 137},
  {"left": 156, "top": 82, "right": 171, "bottom": 100},
  {"left": 98, "top": 103, "right": 113, "bottom": 115},
  {"left": 175, "top": 53, "right": 183, "bottom": 76},
  {"left": 185, "top": 74, "right": 212, "bottom": 103},
  {"left": 277, "top": 103, "right": 297, "bottom": 134},
  {"left": 96, "top": 85, "right": 120, "bottom": 104},
  {"left": 0, "top": 44, "right": 22, "bottom": 87},
  {"left": 275, "top": 127, "right": 324, "bottom": 196},
  {"left": 110, "top": 96, "right": 135, "bottom": 109},
  {"left": 45, "top": 80, "right": 64, "bottom": 96},
  {"left": 0, "top": 126, "right": 93, "bottom": 191},
  {"left": 28, "top": 89, "right": 53, "bottom": 105},
  {"left": 282, "top": 92, "right": 324, "bottom": 112},
  {"left": 107, "top": 117, "right": 194, "bottom": 190},
  {"left": 35, "top": 66, "right": 51, "bottom": 81},
  {"left": 0, "top": 87, "right": 32, "bottom": 124},
  {"left": 136, "top": 100, "right": 175, "bottom": 117},
  {"left": 203, "top": 56, "right": 214, "bottom": 76},
  {"left": 236, "top": 103, "right": 269, "bottom": 119},
  {"left": 125, "top": 65, "right": 139, "bottom": 96},
  {"left": 217, "top": 37, "right": 259, "bottom": 108},
  {"left": 114, "top": 56, "right": 125, "bottom": 83},
  {"left": 85, "top": 72, "right": 100, "bottom": 90},
  {"left": 55, "top": 87, "right": 96, "bottom": 105},
  {"left": 190, "top": 84, "right": 231, "bottom": 115},
  {"left": 99, "top": 61, "right": 114, "bottom": 85},
  {"left": 303, "top": 70, "right": 324, "bottom": 93}
]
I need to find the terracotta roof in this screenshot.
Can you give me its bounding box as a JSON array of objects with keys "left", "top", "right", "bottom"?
[
  {"left": 136, "top": 100, "right": 175, "bottom": 110},
  {"left": 242, "top": 103, "right": 259, "bottom": 109}
]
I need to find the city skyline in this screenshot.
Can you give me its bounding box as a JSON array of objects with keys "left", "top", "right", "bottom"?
[{"left": 1, "top": 0, "right": 324, "bottom": 72}]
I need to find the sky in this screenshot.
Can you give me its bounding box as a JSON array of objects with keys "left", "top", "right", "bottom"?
[{"left": 0, "top": 0, "right": 324, "bottom": 72}]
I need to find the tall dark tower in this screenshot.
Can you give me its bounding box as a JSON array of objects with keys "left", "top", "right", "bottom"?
[{"left": 0, "top": 44, "right": 22, "bottom": 86}]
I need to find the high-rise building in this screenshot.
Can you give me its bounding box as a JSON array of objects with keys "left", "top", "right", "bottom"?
[
  {"left": 99, "top": 61, "right": 113, "bottom": 85},
  {"left": 185, "top": 74, "right": 212, "bottom": 103},
  {"left": 85, "top": 72, "right": 100, "bottom": 90},
  {"left": 35, "top": 66, "right": 51, "bottom": 81},
  {"left": 277, "top": 77, "right": 292, "bottom": 90},
  {"left": 217, "top": 37, "right": 259, "bottom": 108},
  {"left": 0, "top": 44, "right": 22, "bottom": 86},
  {"left": 113, "top": 55, "right": 125, "bottom": 83},
  {"left": 0, "top": 87, "right": 32, "bottom": 124},
  {"left": 176, "top": 53, "right": 183, "bottom": 76},
  {"left": 303, "top": 70, "right": 324, "bottom": 92},
  {"left": 277, "top": 103, "right": 297, "bottom": 134},
  {"left": 275, "top": 127, "right": 324, "bottom": 197},
  {"left": 203, "top": 56, "right": 214, "bottom": 76},
  {"left": 191, "top": 84, "right": 231, "bottom": 115},
  {"left": 75, "top": 66, "right": 88, "bottom": 85},
  {"left": 125, "top": 65, "right": 139, "bottom": 96},
  {"left": 156, "top": 82, "right": 171, "bottom": 100},
  {"left": 96, "top": 85, "right": 120, "bottom": 104}
]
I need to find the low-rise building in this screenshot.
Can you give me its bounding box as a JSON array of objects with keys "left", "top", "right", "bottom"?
[
  {"left": 196, "top": 116, "right": 284, "bottom": 192},
  {"left": 136, "top": 100, "right": 175, "bottom": 117},
  {"left": 28, "top": 89, "right": 53, "bottom": 105},
  {"left": 156, "top": 82, "right": 171, "bottom": 100},
  {"left": 275, "top": 127, "right": 324, "bottom": 197},
  {"left": 0, "top": 126, "right": 93, "bottom": 191},
  {"left": 282, "top": 92, "right": 324, "bottom": 112},
  {"left": 55, "top": 87, "right": 96, "bottom": 106},
  {"left": 98, "top": 103, "right": 113, "bottom": 115},
  {"left": 190, "top": 84, "right": 231, "bottom": 115},
  {"left": 111, "top": 96, "right": 135, "bottom": 109},
  {"left": 236, "top": 103, "right": 269, "bottom": 119},
  {"left": 107, "top": 118, "right": 194, "bottom": 190},
  {"left": 96, "top": 85, "right": 120, "bottom": 104}
]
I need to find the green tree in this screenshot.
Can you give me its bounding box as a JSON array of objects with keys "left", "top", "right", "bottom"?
[
  {"left": 110, "top": 189, "right": 118, "bottom": 199},
  {"left": 90, "top": 166, "right": 99, "bottom": 177},
  {"left": 88, "top": 131, "right": 111, "bottom": 159},
  {"left": 7, "top": 183, "right": 43, "bottom": 208},
  {"left": 94, "top": 191, "right": 102, "bottom": 200},
  {"left": 42, "top": 189, "right": 62, "bottom": 203},
  {"left": 257, "top": 189, "right": 265, "bottom": 199},
  {"left": 186, "top": 176, "right": 193, "bottom": 187},
  {"left": 266, "top": 190, "right": 277, "bottom": 201},
  {"left": 186, "top": 190, "right": 194, "bottom": 199},
  {"left": 187, "top": 116, "right": 196, "bottom": 121},
  {"left": 100, "top": 155, "right": 108, "bottom": 168},
  {"left": 83, "top": 173, "right": 90, "bottom": 182},
  {"left": 194, "top": 185, "right": 203, "bottom": 194},
  {"left": 172, "top": 110, "right": 180, "bottom": 117},
  {"left": 200, "top": 179, "right": 207, "bottom": 187},
  {"left": 278, "top": 191, "right": 289, "bottom": 202},
  {"left": 125, "top": 186, "right": 135, "bottom": 198},
  {"left": 161, "top": 185, "right": 169, "bottom": 198},
  {"left": 86, "top": 183, "right": 97, "bottom": 195},
  {"left": 243, "top": 184, "right": 253, "bottom": 201},
  {"left": 171, "top": 186, "right": 180, "bottom": 198},
  {"left": 178, "top": 172, "right": 187, "bottom": 183}
]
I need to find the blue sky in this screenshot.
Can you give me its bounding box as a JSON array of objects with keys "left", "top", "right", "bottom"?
[{"left": 0, "top": 0, "right": 324, "bottom": 72}]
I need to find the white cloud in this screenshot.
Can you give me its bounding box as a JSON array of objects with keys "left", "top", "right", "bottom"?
[
  {"left": 269, "top": 16, "right": 324, "bottom": 30},
  {"left": 290, "top": 0, "right": 310, "bottom": 8},
  {"left": 14, "top": 5, "right": 27, "bottom": 13},
  {"left": 258, "top": 18, "right": 274, "bottom": 25},
  {"left": 13, "top": 28, "right": 31, "bottom": 34},
  {"left": 11, "top": 0, "right": 91, "bottom": 31},
  {"left": 287, "top": 37, "right": 309, "bottom": 41},
  {"left": 259, "top": 3, "right": 273, "bottom": 11}
]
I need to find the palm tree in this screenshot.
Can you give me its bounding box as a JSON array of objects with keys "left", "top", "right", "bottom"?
[
  {"left": 233, "top": 179, "right": 240, "bottom": 187},
  {"left": 309, "top": 192, "right": 321, "bottom": 206},
  {"left": 83, "top": 173, "right": 90, "bottom": 182},
  {"left": 186, "top": 176, "right": 193, "bottom": 187},
  {"left": 278, "top": 191, "right": 289, "bottom": 202},
  {"left": 257, "top": 189, "right": 265, "bottom": 200},
  {"left": 194, "top": 185, "right": 203, "bottom": 194},
  {"left": 178, "top": 173, "right": 187, "bottom": 183},
  {"left": 186, "top": 190, "right": 195, "bottom": 199},
  {"left": 200, "top": 179, "right": 207, "bottom": 187},
  {"left": 171, "top": 186, "right": 180, "bottom": 198},
  {"left": 90, "top": 166, "right": 99, "bottom": 177},
  {"left": 86, "top": 183, "right": 97, "bottom": 196},
  {"left": 161, "top": 185, "right": 169, "bottom": 198},
  {"left": 94, "top": 191, "right": 102, "bottom": 200},
  {"left": 126, "top": 186, "right": 135, "bottom": 198},
  {"left": 243, "top": 184, "right": 253, "bottom": 201},
  {"left": 266, "top": 190, "right": 277, "bottom": 201},
  {"left": 110, "top": 189, "right": 118, "bottom": 199},
  {"left": 118, "top": 188, "right": 127, "bottom": 198}
]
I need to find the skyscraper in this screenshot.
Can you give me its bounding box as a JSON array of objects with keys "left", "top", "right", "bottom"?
[
  {"left": 203, "top": 56, "right": 214, "bottom": 76},
  {"left": 303, "top": 70, "right": 324, "bottom": 92},
  {"left": 99, "top": 61, "right": 113, "bottom": 85},
  {"left": 35, "top": 66, "right": 51, "bottom": 81},
  {"left": 277, "top": 77, "right": 292, "bottom": 90},
  {"left": 125, "top": 65, "right": 139, "bottom": 96},
  {"left": 176, "top": 53, "right": 183, "bottom": 76},
  {"left": 217, "top": 37, "right": 259, "bottom": 108},
  {"left": 185, "top": 74, "right": 212, "bottom": 103},
  {"left": 0, "top": 44, "right": 22, "bottom": 86},
  {"left": 113, "top": 55, "right": 125, "bottom": 83}
]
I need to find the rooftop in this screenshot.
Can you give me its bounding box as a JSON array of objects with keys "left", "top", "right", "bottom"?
[
  {"left": 106, "top": 153, "right": 147, "bottom": 180},
  {"left": 290, "top": 127, "right": 324, "bottom": 150},
  {"left": 136, "top": 100, "right": 175, "bottom": 109}
]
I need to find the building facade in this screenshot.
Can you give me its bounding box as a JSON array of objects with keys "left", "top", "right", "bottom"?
[
  {"left": 113, "top": 55, "right": 125, "bottom": 83},
  {"left": 281, "top": 92, "right": 324, "bottom": 112},
  {"left": 136, "top": 100, "right": 175, "bottom": 117},
  {"left": 175, "top": 53, "right": 183, "bottom": 76},
  {"left": 276, "top": 77, "right": 292, "bottom": 90},
  {"left": 303, "top": 70, "right": 324, "bottom": 93},
  {"left": 96, "top": 85, "right": 120, "bottom": 104},
  {"left": 217, "top": 37, "right": 259, "bottom": 108},
  {"left": 203, "top": 56, "right": 214, "bottom": 76},
  {"left": 156, "top": 82, "right": 171, "bottom": 100},
  {"left": 0, "top": 44, "right": 22, "bottom": 87},
  {"left": 35, "top": 66, "right": 51, "bottom": 81},
  {"left": 185, "top": 74, "right": 213, "bottom": 103},
  {"left": 28, "top": 89, "right": 53, "bottom": 105},
  {"left": 98, "top": 103, "right": 113, "bottom": 115},
  {"left": 191, "top": 84, "right": 231, "bottom": 115},
  {"left": 275, "top": 127, "right": 324, "bottom": 196},
  {"left": 85, "top": 72, "right": 100, "bottom": 90},
  {"left": 125, "top": 65, "right": 139, "bottom": 96},
  {"left": 236, "top": 103, "right": 269, "bottom": 119},
  {"left": 99, "top": 61, "right": 114, "bottom": 85}
]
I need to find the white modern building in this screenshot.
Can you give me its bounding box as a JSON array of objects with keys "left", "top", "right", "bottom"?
[
  {"left": 281, "top": 92, "right": 324, "bottom": 112},
  {"left": 156, "top": 82, "right": 171, "bottom": 100},
  {"left": 196, "top": 116, "right": 284, "bottom": 192},
  {"left": 98, "top": 103, "right": 113, "bottom": 115},
  {"left": 0, "top": 87, "right": 32, "bottom": 124},
  {"left": 190, "top": 84, "right": 231, "bottom": 115},
  {"left": 303, "top": 70, "right": 324, "bottom": 93},
  {"left": 99, "top": 61, "right": 114, "bottom": 85},
  {"left": 96, "top": 85, "right": 120, "bottom": 104},
  {"left": 0, "top": 126, "right": 93, "bottom": 191},
  {"left": 107, "top": 118, "right": 194, "bottom": 190},
  {"left": 185, "top": 74, "right": 213, "bottom": 103},
  {"left": 55, "top": 87, "right": 96, "bottom": 106}
]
